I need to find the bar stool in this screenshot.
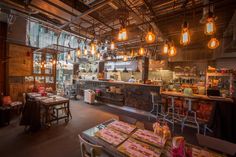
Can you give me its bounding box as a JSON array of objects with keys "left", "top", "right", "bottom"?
[
  {"left": 181, "top": 98, "right": 200, "bottom": 133},
  {"left": 148, "top": 92, "right": 163, "bottom": 120},
  {"left": 163, "top": 96, "right": 182, "bottom": 132}
]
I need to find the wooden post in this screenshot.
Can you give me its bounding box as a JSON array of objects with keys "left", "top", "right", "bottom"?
[{"left": 142, "top": 56, "right": 149, "bottom": 84}]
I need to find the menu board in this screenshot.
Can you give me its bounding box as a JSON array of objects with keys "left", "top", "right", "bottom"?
[
  {"left": 107, "top": 120, "right": 136, "bottom": 134},
  {"left": 95, "top": 127, "right": 128, "bottom": 146},
  {"left": 132, "top": 129, "right": 167, "bottom": 148},
  {"left": 118, "top": 138, "right": 161, "bottom": 157}
]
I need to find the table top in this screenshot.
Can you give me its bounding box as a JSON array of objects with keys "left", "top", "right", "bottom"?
[
  {"left": 161, "top": 91, "right": 233, "bottom": 103},
  {"left": 82, "top": 119, "right": 224, "bottom": 157},
  {"left": 26, "top": 92, "right": 69, "bottom": 106}
]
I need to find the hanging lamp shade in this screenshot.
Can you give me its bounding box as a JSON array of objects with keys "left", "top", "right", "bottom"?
[
  {"left": 180, "top": 21, "right": 190, "bottom": 46},
  {"left": 77, "top": 48, "right": 81, "bottom": 57},
  {"left": 208, "top": 37, "right": 219, "bottom": 49},
  {"left": 168, "top": 45, "right": 177, "bottom": 57},
  {"left": 110, "top": 41, "right": 115, "bottom": 50},
  {"left": 205, "top": 12, "right": 216, "bottom": 35},
  {"left": 145, "top": 29, "right": 156, "bottom": 44},
  {"left": 139, "top": 47, "right": 145, "bottom": 56},
  {"left": 163, "top": 41, "right": 169, "bottom": 55}
]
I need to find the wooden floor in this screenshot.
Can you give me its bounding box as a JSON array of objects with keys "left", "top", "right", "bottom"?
[{"left": 0, "top": 100, "right": 198, "bottom": 157}]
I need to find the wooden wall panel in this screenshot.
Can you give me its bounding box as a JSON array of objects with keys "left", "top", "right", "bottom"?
[
  {"left": 8, "top": 44, "right": 32, "bottom": 76},
  {"left": 0, "top": 22, "right": 7, "bottom": 95}
]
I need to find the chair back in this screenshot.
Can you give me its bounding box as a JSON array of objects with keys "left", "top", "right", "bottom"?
[
  {"left": 119, "top": 115, "right": 137, "bottom": 125},
  {"left": 196, "top": 134, "right": 236, "bottom": 156},
  {"left": 78, "top": 135, "right": 103, "bottom": 157}
]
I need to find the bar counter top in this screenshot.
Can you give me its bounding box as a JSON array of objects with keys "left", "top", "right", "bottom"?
[{"left": 161, "top": 91, "right": 234, "bottom": 103}]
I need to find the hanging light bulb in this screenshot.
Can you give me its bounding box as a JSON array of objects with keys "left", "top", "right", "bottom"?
[
  {"left": 208, "top": 37, "right": 219, "bottom": 49},
  {"left": 52, "top": 59, "right": 56, "bottom": 65},
  {"left": 91, "top": 42, "right": 96, "bottom": 55},
  {"left": 67, "top": 52, "right": 71, "bottom": 60},
  {"left": 110, "top": 41, "right": 115, "bottom": 50},
  {"left": 139, "top": 47, "right": 145, "bottom": 56},
  {"left": 77, "top": 48, "right": 81, "bottom": 57},
  {"left": 118, "top": 27, "right": 128, "bottom": 41},
  {"left": 205, "top": 11, "right": 216, "bottom": 35},
  {"left": 123, "top": 55, "right": 128, "bottom": 62},
  {"left": 180, "top": 21, "right": 190, "bottom": 46},
  {"left": 163, "top": 41, "right": 169, "bottom": 55},
  {"left": 97, "top": 52, "right": 100, "bottom": 58},
  {"left": 84, "top": 46, "right": 88, "bottom": 55},
  {"left": 145, "top": 28, "right": 156, "bottom": 44},
  {"left": 168, "top": 44, "right": 177, "bottom": 57}
]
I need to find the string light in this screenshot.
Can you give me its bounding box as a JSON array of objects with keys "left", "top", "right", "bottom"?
[
  {"left": 77, "top": 48, "right": 81, "bottom": 57},
  {"left": 145, "top": 28, "right": 156, "bottom": 44},
  {"left": 139, "top": 47, "right": 145, "bottom": 56},
  {"left": 67, "top": 52, "right": 71, "bottom": 60},
  {"left": 180, "top": 21, "right": 190, "bottom": 46},
  {"left": 205, "top": 11, "right": 216, "bottom": 35},
  {"left": 168, "top": 44, "right": 177, "bottom": 57},
  {"left": 208, "top": 37, "right": 219, "bottom": 49},
  {"left": 110, "top": 41, "right": 115, "bottom": 50},
  {"left": 163, "top": 41, "right": 169, "bottom": 55}
]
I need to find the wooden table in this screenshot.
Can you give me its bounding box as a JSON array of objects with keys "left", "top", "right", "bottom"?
[
  {"left": 26, "top": 93, "right": 71, "bottom": 126},
  {"left": 81, "top": 119, "right": 224, "bottom": 157}
]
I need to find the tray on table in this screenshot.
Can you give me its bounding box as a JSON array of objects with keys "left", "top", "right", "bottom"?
[{"left": 107, "top": 120, "right": 136, "bottom": 134}]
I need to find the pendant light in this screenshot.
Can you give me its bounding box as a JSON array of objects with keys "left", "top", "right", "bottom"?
[
  {"left": 97, "top": 52, "right": 100, "bottom": 59},
  {"left": 118, "top": 27, "right": 127, "bottom": 41},
  {"left": 145, "top": 27, "right": 156, "bottom": 44},
  {"left": 84, "top": 46, "right": 88, "bottom": 55},
  {"left": 110, "top": 41, "right": 115, "bottom": 50},
  {"left": 91, "top": 42, "right": 96, "bottom": 55},
  {"left": 168, "top": 43, "right": 177, "bottom": 57},
  {"left": 52, "top": 59, "right": 56, "bottom": 65},
  {"left": 180, "top": 21, "right": 190, "bottom": 46},
  {"left": 67, "top": 51, "right": 71, "bottom": 60},
  {"left": 123, "top": 55, "right": 128, "bottom": 62},
  {"left": 204, "top": 10, "right": 216, "bottom": 35},
  {"left": 139, "top": 47, "right": 145, "bottom": 56},
  {"left": 77, "top": 48, "right": 81, "bottom": 58},
  {"left": 163, "top": 41, "right": 169, "bottom": 55},
  {"left": 208, "top": 37, "right": 219, "bottom": 49}
]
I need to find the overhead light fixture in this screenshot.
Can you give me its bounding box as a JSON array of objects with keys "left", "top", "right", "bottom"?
[
  {"left": 118, "top": 27, "right": 127, "bottom": 41},
  {"left": 180, "top": 21, "right": 190, "bottom": 46},
  {"left": 52, "top": 59, "right": 56, "bottom": 65},
  {"left": 205, "top": 11, "right": 216, "bottom": 35},
  {"left": 168, "top": 44, "right": 177, "bottom": 57},
  {"left": 139, "top": 47, "right": 145, "bottom": 56},
  {"left": 67, "top": 52, "right": 71, "bottom": 60},
  {"left": 145, "top": 28, "right": 156, "bottom": 44},
  {"left": 84, "top": 46, "right": 88, "bottom": 55},
  {"left": 91, "top": 42, "right": 96, "bottom": 55},
  {"left": 123, "top": 55, "right": 128, "bottom": 62},
  {"left": 110, "top": 41, "right": 115, "bottom": 50},
  {"left": 77, "top": 48, "right": 81, "bottom": 57},
  {"left": 208, "top": 37, "right": 219, "bottom": 49},
  {"left": 97, "top": 52, "right": 100, "bottom": 58},
  {"left": 163, "top": 41, "right": 169, "bottom": 55}
]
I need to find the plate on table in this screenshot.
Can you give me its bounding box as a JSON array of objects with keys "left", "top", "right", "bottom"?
[
  {"left": 95, "top": 127, "right": 128, "bottom": 146},
  {"left": 118, "top": 138, "right": 162, "bottom": 157},
  {"left": 132, "top": 129, "right": 167, "bottom": 148},
  {"left": 107, "top": 120, "right": 136, "bottom": 134}
]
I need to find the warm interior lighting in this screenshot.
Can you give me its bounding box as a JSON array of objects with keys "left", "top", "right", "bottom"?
[
  {"left": 163, "top": 42, "right": 169, "bottom": 55},
  {"left": 52, "top": 60, "right": 56, "bottom": 65},
  {"left": 208, "top": 37, "right": 219, "bottom": 49},
  {"left": 97, "top": 52, "right": 100, "bottom": 58},
  {"left": 91, "top": 43, "right": 96, "bottom": 55},
  {"left": 168, "top": 45, "right": 177, "bottom": 57},
  {"left": 77, "top": 48, "right": 81, "bottom": 57},
  {"left": 139, "top": 47, "right": 145, "bottom": 56},
  {"left": 205, "top": 12, "right": 216, "bottom": 35},
  {"left": 123, "top": 55, "right": 127, "bottom": 62},
  {"left": 84, "top": 46, "right": 88, "bottom": 55},
  {"left": 110, "top": 41, "right": 115, "bottom": 50},
  {"left": 67, "top": 52, "right": 71, "bottom": 60},
  {"left": 145, "top": 30, "right": 156, "bottom": 44},
  {"left": 118, "top": 28, "right": 127, "bottom": 41},
  {"left": 180, "top": 21, "right": 190, "bottom": 46}
]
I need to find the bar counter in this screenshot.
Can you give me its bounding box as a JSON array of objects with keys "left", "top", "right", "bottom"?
[{"left": 76, "top": 80, "right": 160, "bottom": 111}]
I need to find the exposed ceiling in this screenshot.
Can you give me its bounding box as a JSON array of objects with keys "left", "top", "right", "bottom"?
[{"left": 0, "top": 0, "right": 235, "bottom": 51}]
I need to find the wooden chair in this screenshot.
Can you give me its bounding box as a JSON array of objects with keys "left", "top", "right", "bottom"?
[
  {"left": 143, "top": 121, "right": 154, "bottom": 131},
  {"left": 78, "top": 135, "right": 105, "bottom": 157},
  {"left": 196, "top": 134, "right": 236, "bottom": 156},
  {"left": 118, "top": 115, "right": 137, "bottom": 125}
]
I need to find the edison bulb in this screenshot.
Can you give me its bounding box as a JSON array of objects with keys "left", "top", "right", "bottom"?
[
  {"left": 168, "top": 46, "right": 177, "bottom": 57},
  {"left": 139, "top": 47, "right": 145, "bottom": 56},
  {"left": 163, "top": 43, "right": 169, "bottom": 54},
  {"left": 111, "top": 41, "right": 115, "bottom": 50},
  {"left": 77, "top": 48, "right": 81, "bottom": 57},
  {"left": 145, "top": 31, "right": 156, "bottom": 44},
  {"left": 205, "top": 16, "right": 216, "bottom": 35},
  {"left": 208, "top": 38, "right": 219, "bottom": 49},
  {"left": 180, "top": 23, "right": 190, "bottom": 46}
]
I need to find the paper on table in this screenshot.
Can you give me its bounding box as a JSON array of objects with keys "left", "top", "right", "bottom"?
[{"left": 107, "top": 120, "right": 136, "bottom": 134}]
